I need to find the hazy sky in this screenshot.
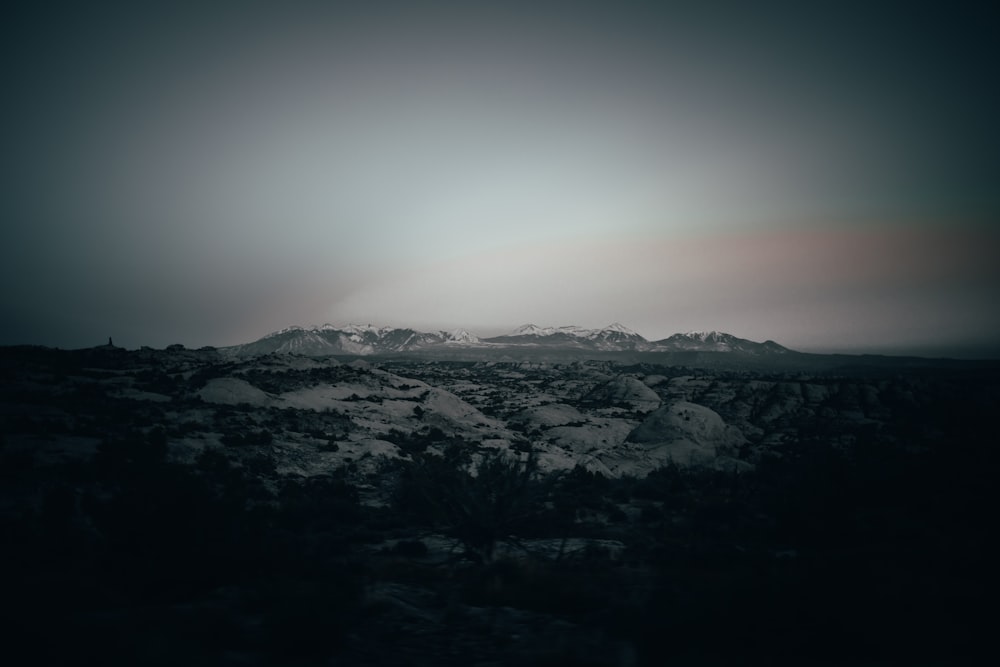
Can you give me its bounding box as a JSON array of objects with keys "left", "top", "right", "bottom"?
[{"left": 2, "top": 1, "right": 999, "bottom": 356}]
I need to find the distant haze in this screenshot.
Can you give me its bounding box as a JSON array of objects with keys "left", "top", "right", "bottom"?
[{"left": 2, "top": 2, "right": 998, "bottom": 357}]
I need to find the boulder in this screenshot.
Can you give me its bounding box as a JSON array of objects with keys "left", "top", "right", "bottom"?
[
  {"left": 626, "top": 401, "right": 746, "bottom": 467},
  {"left": 582, "top": 375, "right": 661, "bottom": 412}
]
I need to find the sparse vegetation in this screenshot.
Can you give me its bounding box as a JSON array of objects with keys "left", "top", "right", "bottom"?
[
  {"left": 0, "top": 345, "right": 994, "bottom": 664},
  {"left": 395, "top": 444, "right": 547, "bottom": 563}
]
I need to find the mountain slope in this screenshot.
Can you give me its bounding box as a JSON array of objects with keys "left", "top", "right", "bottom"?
[
  {"left": 482, "top": 323, "right": 648, "bottom": 351},
  {"left": 651, "top": 331, "right": 790, "bottom": 355},
  {"left": 225, "top": 323, "right": 791, "bottom": 357},
  {"left": 224, "top": 324, "right": 482, "bottom": 357}
]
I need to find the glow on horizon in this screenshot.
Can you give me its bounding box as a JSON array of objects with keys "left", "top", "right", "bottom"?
[
  {"left": 1, "top": 3, "right": 997, "bottom": 355},
  {"left": 321, "top": 226, "right": 1000, "bottom": 355}
]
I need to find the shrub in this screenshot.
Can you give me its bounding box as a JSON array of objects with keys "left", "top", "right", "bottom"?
[
  {"left": 391, "top": 539, "right": 429, "bottom": 558},
  {"left": 396, "top": 446, "right": 545, "bottom": 563}
]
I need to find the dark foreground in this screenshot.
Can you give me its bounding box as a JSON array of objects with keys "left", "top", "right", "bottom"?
[{"left": 1, "top": 345, "right": 995, "bottom": 665}]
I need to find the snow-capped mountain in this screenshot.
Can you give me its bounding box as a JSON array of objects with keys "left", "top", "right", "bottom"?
[
  {"left": 224, "top": 324, "right": 482, "bottom": 357},
  {"left": 651, "top": 331, "right": 790, "bottom": 354},
  {"left": 447, "top": 329, "right": 480, "bottom": 344},
  {"left": 225, "top": 323, "right": 790, "bottom": 357},
  {"left": 592, "top": 323, "right": 648, "bottom": 349},
  {"left": 483, "top": 323, "right": 648, "bottom": 350}
]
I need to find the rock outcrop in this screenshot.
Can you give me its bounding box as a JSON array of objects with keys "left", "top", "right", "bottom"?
[
  {"left": 626, "top": 400, "right": 746, "bottom": 467},
  {"left": 582, "top": 375, "right": 661, "bottom": 412}
]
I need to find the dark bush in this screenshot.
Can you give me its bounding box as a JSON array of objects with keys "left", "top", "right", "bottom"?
[
  {"left": 391, "top": 539, "right": 429, "bottom": 558},
  {"left": 395, "top": 446, "right": 545, "bottom": 563}
]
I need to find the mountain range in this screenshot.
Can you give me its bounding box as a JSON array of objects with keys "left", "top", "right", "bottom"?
[{"left": 224, "top": 323, "right": 791, "bottom": 357}]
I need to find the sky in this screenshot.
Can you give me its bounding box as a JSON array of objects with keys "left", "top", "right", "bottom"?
[{"left": 2, "top": 1, "right": 999, "bottom": 356}]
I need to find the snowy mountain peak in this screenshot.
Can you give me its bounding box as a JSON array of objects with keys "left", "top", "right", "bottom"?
[
  {"left": 340, "top": 323, "right": 381, "bottom": 335},
  {"left": 231, "top": 323, "right": 790, "bottom": 358},
  {"left": 603, "top": 322, "right": 640, "bottom": 336},
  {"left": 446, "top": 329, "right": 480, "bottom": 344},
  {"left": 512, "top": 323, "right": 547, "bottom": 336},
  {"left": 652, "top": 331, "right": 789, "bottom": 354},
  {"left": 270, "top": 325, "right": 305, "bottom": 337},
  {"left": 508, "top": 323, "right": 642, "bottom": 339},
  {"left": 484, "top": 323, "right": 649, "bottom": 350},
  {"left": 685, "top": 330, "right": 724, "bottom": 338}
]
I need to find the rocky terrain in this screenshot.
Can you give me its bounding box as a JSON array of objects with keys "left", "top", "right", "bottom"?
[{"left": 1, "top": 341, "right": 996, "bottom": 665}]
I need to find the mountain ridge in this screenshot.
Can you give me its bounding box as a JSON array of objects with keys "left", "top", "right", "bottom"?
[{"left": 224, "top": 323, "right": 791, "bottom": 357}]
